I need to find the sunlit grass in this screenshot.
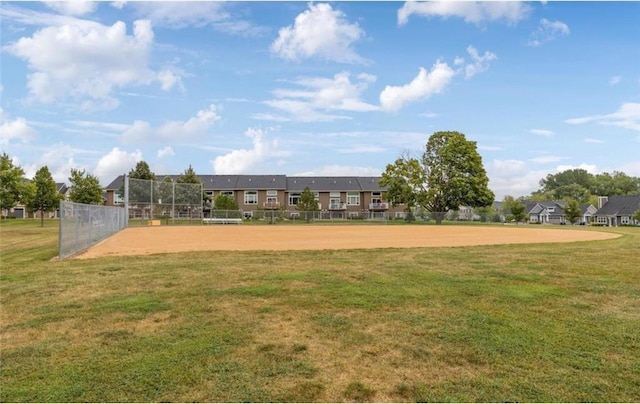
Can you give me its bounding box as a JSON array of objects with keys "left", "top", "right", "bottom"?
[{"left": 1, "top": 219, "right": 639, "bottom": 402}]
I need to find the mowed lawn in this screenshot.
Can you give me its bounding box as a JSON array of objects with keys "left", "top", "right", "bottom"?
[{"left": 1, "top": 220, "right": 639, "bottom": 402}]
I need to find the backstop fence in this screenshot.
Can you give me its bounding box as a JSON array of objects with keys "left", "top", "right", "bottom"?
[
  {"left": 125, "top": 177, "right": 204, "bottom": 225},
  {"left": 58, "top": 200, "right": 127, "bottom": 259}
]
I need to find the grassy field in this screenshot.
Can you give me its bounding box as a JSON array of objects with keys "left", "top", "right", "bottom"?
[{"left": 1, "top": 219, "right": 639, "bottom": 402}]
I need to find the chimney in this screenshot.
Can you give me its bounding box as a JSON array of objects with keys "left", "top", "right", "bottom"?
[{"left": 598, "top": 196, "right": 608, "bottom": 209}]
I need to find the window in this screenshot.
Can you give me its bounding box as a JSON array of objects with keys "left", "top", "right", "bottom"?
[
  {"left": 621, "top": 216, "right": 630, "bottom": 224},
  {"left": 371, "top": 191, "right": 382, "bottom": 204},
  {"left": 547, "top": 207, "right": 555, "bottom": 213},
  {"left": 266, "top": 196, "right": 278, "bottom": 203},
  {"left": 348, "top": 212, "right": 359, "bottom": 219},
  {"left": 244, "top": 191, "right": 257, "bottom": 205},
  {"left": 244, "top": 211, "right": 254, "bottom": 219},
  {"left": 221, "top": 191, "right": 234, "bottom": 197},
  {"left": 597, "top": 216, "right": 607, "bottom": 224},
  {"left": 289, "top": 192, "right": 300, "bottom": 206},
  {"left": 347, "top": 192, "right": 360, "bottom": 206},
  {"left": 266, "top": 190, "right": 278, "bottom": 196},
  {"left": 330, "top": 191, "right": 340, "bottom": 198},
  {"left": 113, "top": 193, "right": 124, "bottom": 205}
]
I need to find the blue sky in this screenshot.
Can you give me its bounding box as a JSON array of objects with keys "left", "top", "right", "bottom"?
[{"left": 1, "top": 1, "right": 639, "bottom": 199}]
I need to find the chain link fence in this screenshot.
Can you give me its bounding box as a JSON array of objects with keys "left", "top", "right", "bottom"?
[
  {"left": 58, "top": 200, "right": 127, "bottom": 259},
  {"left": 126, "top": 177, "right": 203, "bottom": 225}
]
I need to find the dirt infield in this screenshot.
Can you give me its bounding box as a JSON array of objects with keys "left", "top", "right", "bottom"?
[{"left": 74, "top": 224, "right": 619, "bottom": 259}]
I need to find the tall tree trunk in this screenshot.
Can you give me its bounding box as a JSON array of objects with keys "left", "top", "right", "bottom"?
[{"left": 40, "top": 207, "right": 44, "bottom": 227}]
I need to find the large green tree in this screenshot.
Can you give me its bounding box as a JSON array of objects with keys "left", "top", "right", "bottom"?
[
  {"left": 25, "top": 166, "right": 60, "bottom": 227},
  {"left": 533, "top": 169, "right": 640, "bottom": 202},
  {"left": 123, "top": 161, "right": 157, "bottom": 219},
  {"left": 69, "top": 169, "right": 104, "bottom": 205},
  {"left": 540, "top": 169, "right": 593, "bottom": 194},
  {"left": 296, "top": 186, "right": 319, "bottom": 223},
  {"left": 380, "top": 131, "right": 494, "bottom": 224},
  {"left": 0, "top": 153, "right": 28, "bottom": 218},
  {"left": 129, "top": 161, "right": 156, "bottom": 181},
  {"left": 591, "top": 171, "right": 640, "bottom": 196},
  {"left": 563, "top": 199, "right": 582, "bottom": 225}
]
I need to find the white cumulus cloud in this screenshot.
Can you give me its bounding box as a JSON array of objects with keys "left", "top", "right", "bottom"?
[
  {"left": 94, "top": 147, "right": 143, "bottom": 185},
  {"left": 460, "top": 46, "right": 497, "bottom": 79},
  {"left": 0, "top": 109, "right": 38, "bottom": 145},
  {"left": 271, "top": 3, "right": 366, "bottom": 63},
  {"left": 398, "top": 1, "right": 531, "bottom": 26},
  {"left": 528, "top": 18, "right": 570, "bottom": 47},
  {"left": 4, "top": 19, "right": 182, "bottom": 110},
  {"left": 157, "top": 146, "right": 175, "bottom": 158},
  {"left": 212, "top": 127, "right": 290, "bottom": 174},
  {"left": 380, "top": 61, "right": 455, "bottom": 111}
]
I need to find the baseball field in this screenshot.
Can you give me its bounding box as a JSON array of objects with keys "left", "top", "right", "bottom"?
[
  {"left": 1, "top": 220, "right": 639, "bottom": 402},
  {"left": 76, "top": 223, "right": 619, "bottom": 258}
]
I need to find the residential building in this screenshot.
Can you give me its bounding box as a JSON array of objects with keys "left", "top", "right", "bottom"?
[
  {"left": 524, "top": 200, "right": 567, "bottom": 224},
  {"left": 104, "top": 174, "right": 404, "bottom": 220},
  {"left": 593, "top": 195, "right": 640, "bottom": 226}
]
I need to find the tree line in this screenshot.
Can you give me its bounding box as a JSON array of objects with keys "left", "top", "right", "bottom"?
[
  {"left": 1, "top": 153, "right": 104, "bottom": 226},
  {"left": 3, "top": 136, "right": 639, "bottom": 226},
  {"left": 499, "top": 169, "right": 640, "bottom": 225}
]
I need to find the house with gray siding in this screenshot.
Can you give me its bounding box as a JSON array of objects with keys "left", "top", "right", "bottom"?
[{"left": 593, "top": 195, "right": 640, "bottom": 226}]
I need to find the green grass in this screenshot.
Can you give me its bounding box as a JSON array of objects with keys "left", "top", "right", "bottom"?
[{"left": 1, "top": 219, "right": 639, "bottom": 402}]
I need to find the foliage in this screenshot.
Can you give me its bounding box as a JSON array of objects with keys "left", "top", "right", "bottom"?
[
  {"left": 214, "top": 194, "right": 239, "bottom": 210},
  {"left": 129, "top": 161, "right": 156, "bottom": 181},
  {"left": 508, "top": 200, "right": 527, "bottom": 224},
  {"left": 563, "top": 199, "right": 582, "bottom": 225},
  {"left": 297, "top": 187, "right": 319, "bottom": 223},
  {"left": 125, "top": 161, "right": 157, "bottom": 205},
  {"left": 69, "top": 168, "right": 104, "bottom": 205},
  {"left": 157, "top": 176, "right": 174, "bottom": 206},
  {"left": 381, "top": 131, "right": 494, "bottom": 224},
  {"left": 592, "top": 171, "right": 640, "bottom": 196},
  {"left": 0, "top": 153, "right": 27, "bottom": 215},
  {"left": 176, "top": 165, "right": 207, "bottom": 208},
  {"left": 177, "top": 165, "right": 200, "bottom": 184},
  {"left": 534, "top": 169, "right": 640, "bottom": 202},
  {"left": 540, "top": 169, "right": 593, "bottom": 193},
  {"left": 23, "top": 166, "right": 60, "bottom": 227},
  {"left": 633, "top": 209, "right": 640, "bottom": 225}
]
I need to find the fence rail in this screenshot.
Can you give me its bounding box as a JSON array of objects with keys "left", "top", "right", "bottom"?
[{"left": 58, "top": 201, "right": 127, "bottom": 259}]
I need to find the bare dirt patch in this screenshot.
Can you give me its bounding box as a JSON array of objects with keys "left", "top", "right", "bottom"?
[{"left": 75, "top": 225, "right": 619, "bottom": 259}]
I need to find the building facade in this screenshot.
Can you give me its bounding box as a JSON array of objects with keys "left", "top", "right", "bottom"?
[{"left": 104, "top": 174, "right": 406, "bottom": 220}]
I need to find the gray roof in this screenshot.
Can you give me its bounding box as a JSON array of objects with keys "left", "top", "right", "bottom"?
[
  {"left": 286, "top": 176, "right": 387, "bottom": 192},
  {"left": 596, "top": 195, "right": 640, "bottom": 216},
  {"left": 524, "top": 201, "right": 566, "bottom": 215},
  {"left": 56, "top": 183, "right": 68, "bottom": 194},
  {"left": 105, "top": 174, "right": 387, "bottom": 192}
]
